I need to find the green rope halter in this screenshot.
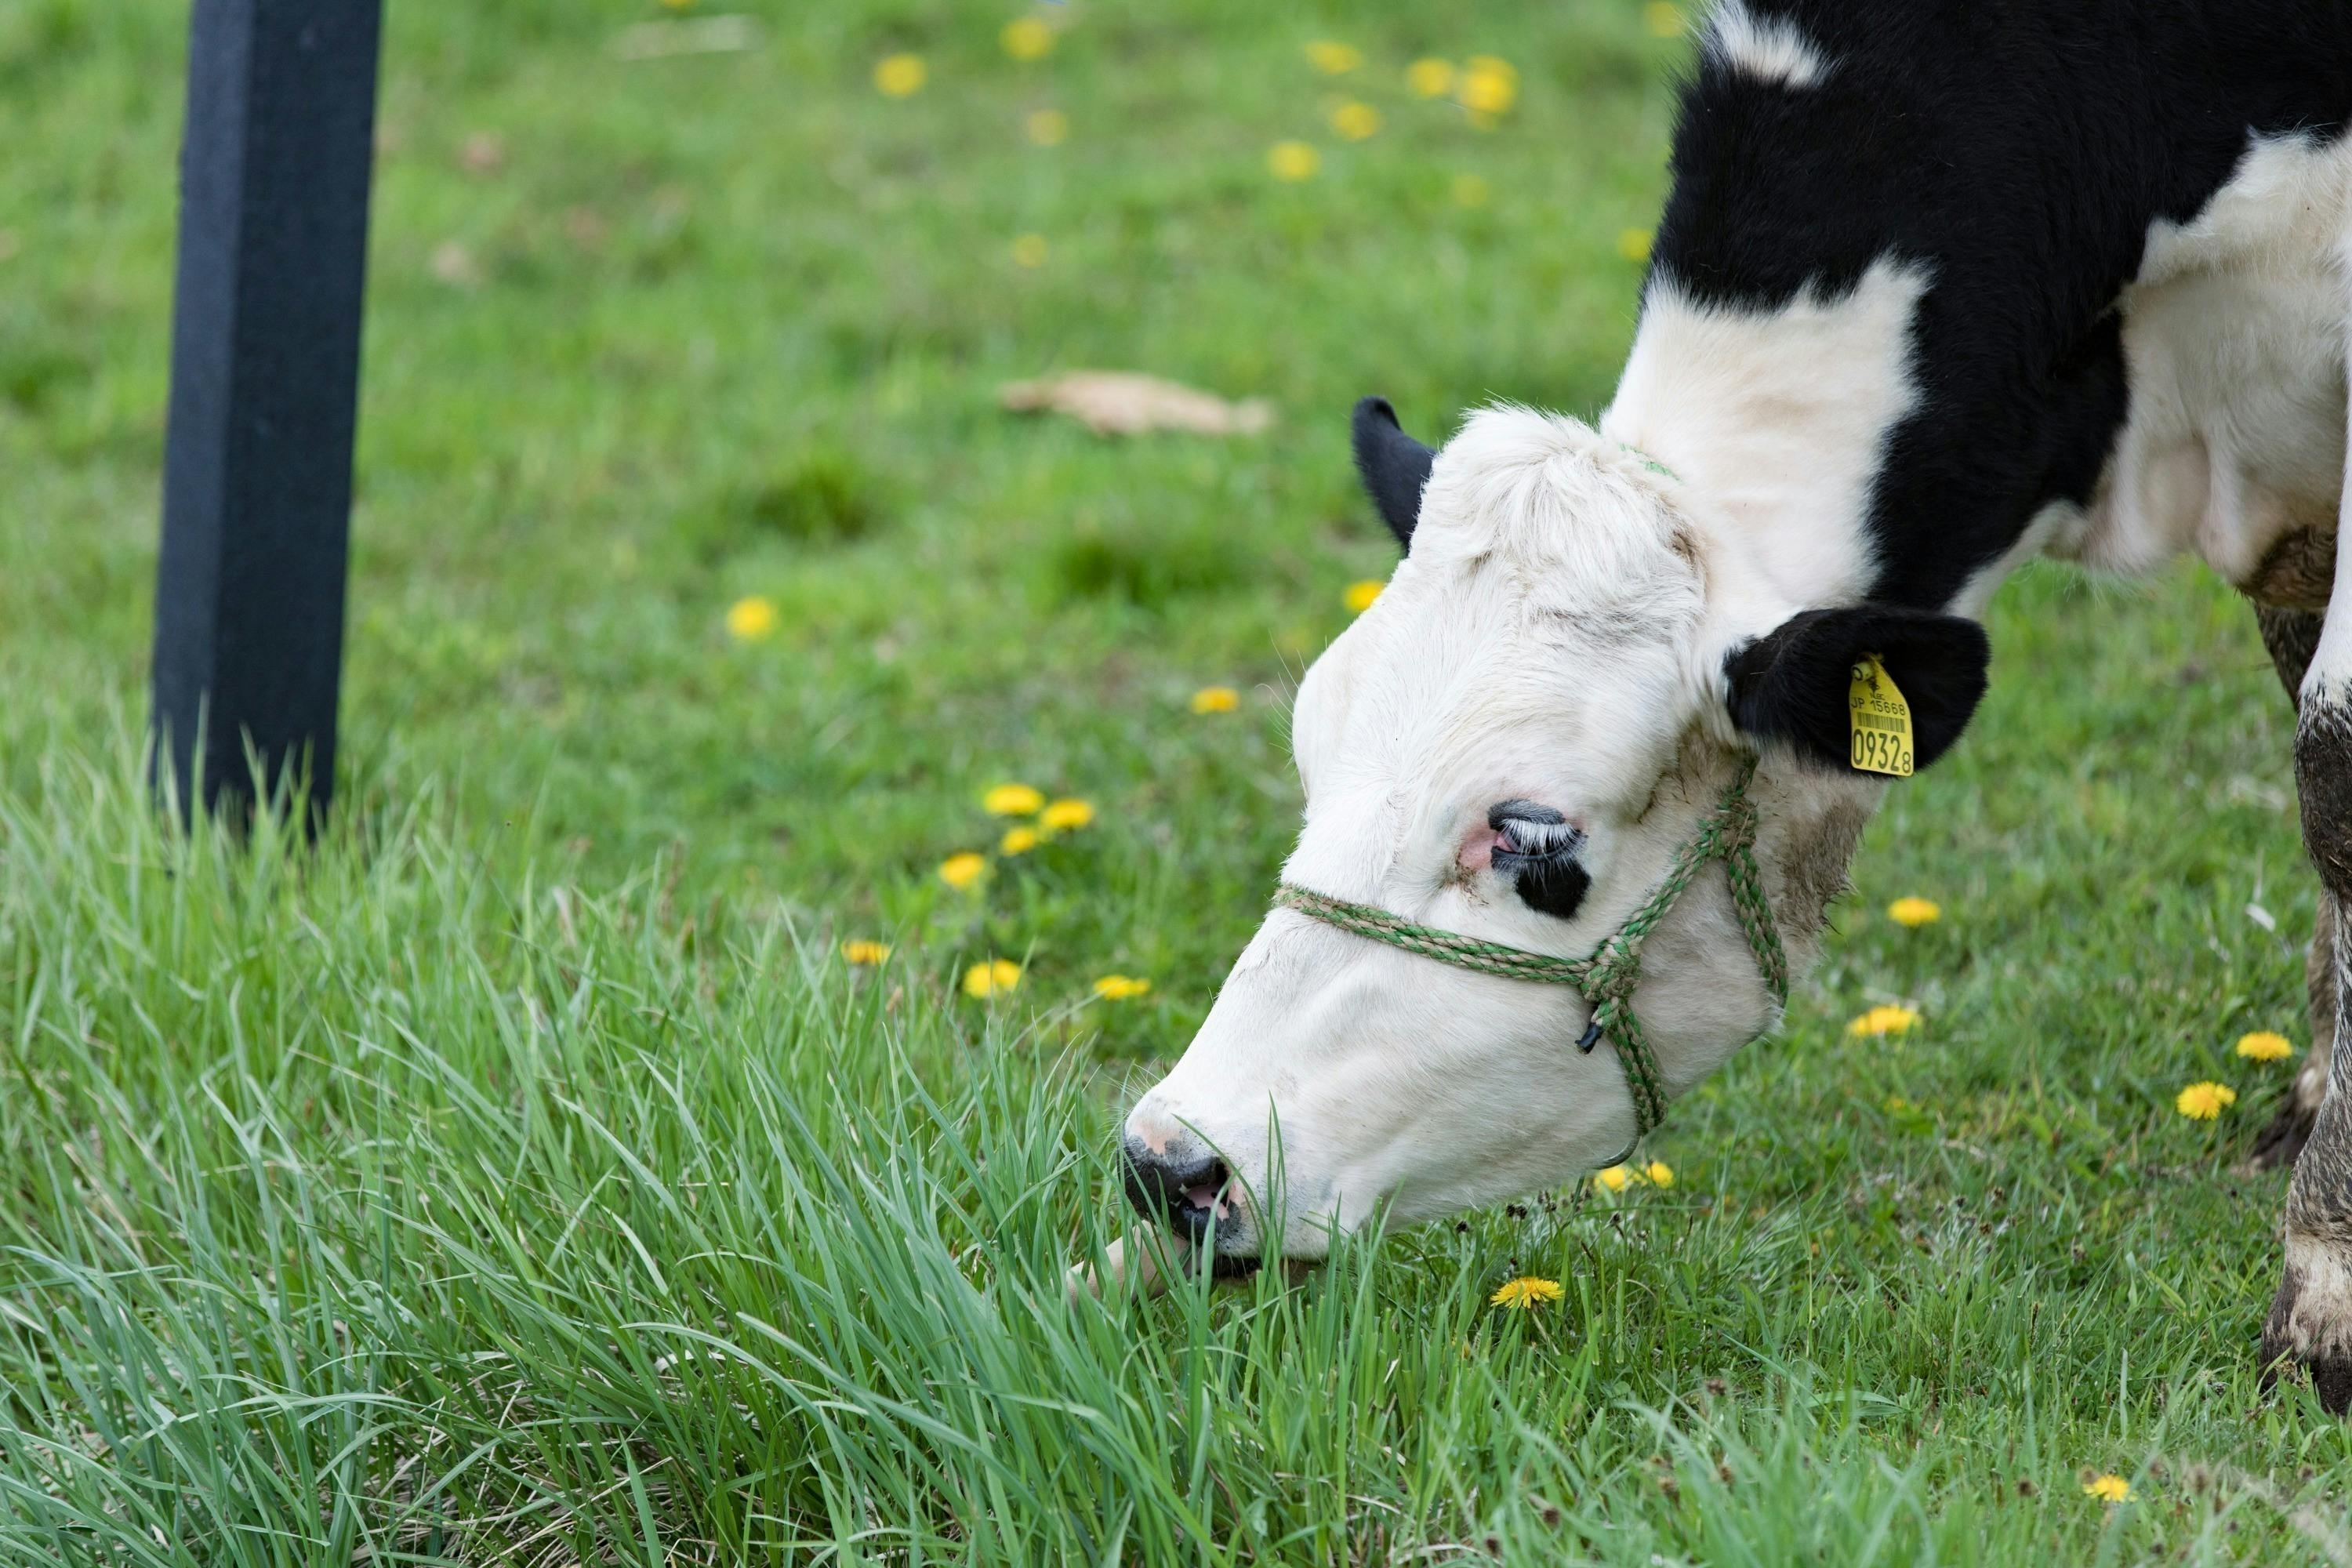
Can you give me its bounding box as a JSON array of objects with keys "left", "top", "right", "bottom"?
[{"left": 1273, "top": 757, "right": 1788, "bottom": 1142}]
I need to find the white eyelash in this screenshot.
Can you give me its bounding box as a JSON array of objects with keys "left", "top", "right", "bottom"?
[{"left": 1500, "top": 819, "right": 1584, "bottom": 857}]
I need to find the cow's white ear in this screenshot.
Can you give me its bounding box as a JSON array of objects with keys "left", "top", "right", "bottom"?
[
  {"left": 1724, "top": 604, "right": 1991, "bottom": 773},
  {"left": 1351, "top": 397, "right": 1435, "bottom": 551}
]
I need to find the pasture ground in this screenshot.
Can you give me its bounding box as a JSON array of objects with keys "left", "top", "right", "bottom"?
[{"left": 5, "top": 1, "right": 2350, "bottom": 1560}]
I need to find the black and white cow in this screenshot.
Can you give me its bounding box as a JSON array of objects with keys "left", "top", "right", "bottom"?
[{"left": 1116, "top": 2, "right": 2352, "bottom": 1401}]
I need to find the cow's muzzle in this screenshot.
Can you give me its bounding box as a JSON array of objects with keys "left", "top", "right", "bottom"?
[
  {"left": 1121, "top": 1138, "right": 1227, "bottom": 1238},
  {"left": 1121, "top": 1138, "right": 1259, "bottom": 1274}
]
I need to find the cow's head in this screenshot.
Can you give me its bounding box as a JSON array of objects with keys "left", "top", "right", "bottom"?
[{"left": 1121, "top": 400, "right": 1989, "bottom": 1265}]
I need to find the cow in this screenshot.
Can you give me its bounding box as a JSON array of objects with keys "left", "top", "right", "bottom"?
[{"left": 1112, "top": 1, "right": 2352, "bottom": 1403}]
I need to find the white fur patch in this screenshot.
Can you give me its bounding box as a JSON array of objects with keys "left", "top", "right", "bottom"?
[
  {"left": 2139, "top": 132, "right": 2352, "bottom": 285},
  {"left": 2275, "top": 1229, "right": 2352, "bottom": 1359},
  {"left": 1704, "top": 0, "right": 1831, "bottom": 91},
  {"left": 2055, "top": 130, "right": 2351, "bottom": 620},
  {"left": 1603, "top": 256, "right": 1931, "bottom": 625}
]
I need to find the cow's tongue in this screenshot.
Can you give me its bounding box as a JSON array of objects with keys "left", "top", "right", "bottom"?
[{"left": 1182, "top": 1181, "right": 1223, "bottom": 1214}]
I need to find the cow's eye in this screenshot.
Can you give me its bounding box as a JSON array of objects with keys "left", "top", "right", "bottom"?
[{"left": 1489, "top": 800, "right": 1590, "bottom": 920}]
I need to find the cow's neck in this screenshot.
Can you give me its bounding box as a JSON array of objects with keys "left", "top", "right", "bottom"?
[
  {"left": 1598, "top": 257, "right": 1930, "bottom": 618},
  {"left": 1601, "top": 3, "right": 2352, "bottom": 628}
]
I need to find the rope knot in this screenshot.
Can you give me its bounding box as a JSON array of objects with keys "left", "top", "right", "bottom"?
[{"left": 1584, "top": 960, "right": 1642, "bottom": 1007}]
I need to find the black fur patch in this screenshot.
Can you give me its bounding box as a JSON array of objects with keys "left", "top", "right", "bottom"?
[
  {"left": 1490, "top": 799, "right": 1592, "bottom": 920},
  {"left": 1653, "top": 1, "right": 2352, "bottom": 608},
  {"left": 1352, "top": 396, "right": 1436, "bottom": 551},
  {"left": 1725, "top": 604, "right": 1990, "bottom": 773},
  {"left": 2296, "top": 701, "right": 2352, "bottom": 896}
]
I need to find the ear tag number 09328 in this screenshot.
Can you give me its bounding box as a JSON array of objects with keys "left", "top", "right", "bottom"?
[{"left": 1848, "top": 654, "right": 1914, "bottom": 777}]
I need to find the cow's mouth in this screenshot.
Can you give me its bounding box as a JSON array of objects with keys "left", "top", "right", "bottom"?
[
  {"left": 1171, "top": 1161, "right": 1229, "bottom": 1239},
  {"left": 1124, "top": 1151, "right": 1260, "bottom": 1274},
  {"left": 1181, "top": 1165, "right": 1268, "bottom": 1277}
]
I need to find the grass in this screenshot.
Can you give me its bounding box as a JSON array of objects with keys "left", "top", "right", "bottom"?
[{"left": 3, "top": 0, "right": 2350, "bottom": 1560}]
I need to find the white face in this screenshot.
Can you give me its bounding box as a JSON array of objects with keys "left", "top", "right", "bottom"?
[{"left": 1121, "top": 408, "right": 1873, "bottom": 1264}]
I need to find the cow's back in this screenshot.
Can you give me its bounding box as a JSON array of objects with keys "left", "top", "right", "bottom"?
[{"left": 1628, "top": 0, "right": 2352, "bottom": 612}]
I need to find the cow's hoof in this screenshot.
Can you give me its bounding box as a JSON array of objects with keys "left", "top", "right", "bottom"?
[
  {"left": 2260, "top": 1329, "right": 2352, "bottom": 1413},
  {"left": 2250, "top": 1098, "right": 2318, "bottom": 1171},
  {"left": 2263, "top": 1255, "right": 2352, "bottom": 1414}
]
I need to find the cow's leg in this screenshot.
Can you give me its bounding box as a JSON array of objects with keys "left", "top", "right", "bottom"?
[
  {"left": 2252, "top": 605, "right": 2336, "bottom": 1171},
  {"left": 2263, "top": 572, "right": 2352, "bottom": 1406}
]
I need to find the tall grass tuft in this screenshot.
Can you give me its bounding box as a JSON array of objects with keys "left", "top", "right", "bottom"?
[{"left": 0, "top": 746, "right": 2336, "bottom": 1564}]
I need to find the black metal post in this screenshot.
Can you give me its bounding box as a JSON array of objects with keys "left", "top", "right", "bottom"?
[{"left": 151, "top": 0, "right": 383, "bottom": 823}]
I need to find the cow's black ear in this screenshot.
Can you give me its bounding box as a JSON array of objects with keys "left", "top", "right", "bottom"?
[
  {"left": 1352, "top": 395, "right": 1435, "bottom": 551},
  {"left": 1724, "top": 604, "right": 1990, "bottom": 773}
]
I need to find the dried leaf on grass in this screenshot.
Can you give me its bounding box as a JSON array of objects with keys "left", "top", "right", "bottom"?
[{"left": 1000, "top": 372, "right": 1275, "bottom": 437}]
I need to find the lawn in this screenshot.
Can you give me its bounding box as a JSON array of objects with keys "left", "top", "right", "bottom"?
[{"left": 4, "top": 0, "right": 2350, "bottom": 1561}]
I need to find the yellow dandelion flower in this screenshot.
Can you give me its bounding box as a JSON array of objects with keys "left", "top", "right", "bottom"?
[
  {"left": 1645, "top": 1160, "right": 1674, "bottom": 1188},
  {"left": 1344, "top": 578, "right": 1384, "bottom": 613},
  {"left": 1887, "top": 895, "right": 1942, "bottom": 927},
  {"left": 1406, "top": 57, "right": 1457, "bottom": 98},
  {"left": 1617, "top": 227, "right": 1653, "bottom": 263},
  {"left": 2176, "top": 1081, "right": 2238, "bottom": 1120},
  {"left": 938, "top": 851, "right": 987, "bottom": 891},
  {"left": 1000, "top": 826, "right": 1040, "bottom": 855},
  {"left": 1330, "top": 100, "right": 1381, "bottom": 141},
  {"left": 1011, "top": 233, "right": 1049, "bottom": 268},
  {"left": 1595, "top": 1163, "right": 1632, "bottom": 1192},
  {"left": 841, "top": 939, "right": 893, "bottom": 966},
  {"left": 724, "top": 595, "right": 780, "bottom": 641},
  {"left": 1305, "top": 39, "right": 1363, "bottom": 75},
  {"left": 1452, "top": 172, "right": 1491, "bottom": 208},
  {"left": 1001, "top": 16, "right": 1054, "bottom": 60},
  {"left": 1040, "top": 797, "right": 1094, "bottom": 833},
  {"left": 2082, "top": 1473, "right": 2130, "bottom": 1503},
  {"left": 1457, "top": 56, "right": 1518, "bottom": 116},
  {"left": 1268, "top": 140, "right": 1322, "bottom": 182},
  {"left": 1643, "top": 2, "right": 1687, "bottom": 37},
  {"left": 1489, "top": 1275, "right": 1565, "bottom": 1309},
  {"left": 873, "top": 53, "right": 927, "bottom": 97},
  {"left": 1190, "top": 685, "right": 1240, "bottom": 713},
  {"left": 983, "top": 782, "right": 1045, "bottom": 816},
  {"left": 963, "top": 958, "right": 1022, "bottom": 998},
  {"left": 1093, "top": 974, "right": 1152, "bottom": 1000},
  {"left": 2236, "top": 1030, "right": 2295, "bottom": 1063},
  {"left": 1025, "top": 107, "right": 1069, "bottom": 146},
  {"left": 1846, "top": 1004, "right": 1922, "bottom": 1038}
]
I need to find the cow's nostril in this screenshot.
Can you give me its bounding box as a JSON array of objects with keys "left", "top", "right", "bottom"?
[{"left": 1122, "top": 1139, "right": 1228, "bottom": 1236}]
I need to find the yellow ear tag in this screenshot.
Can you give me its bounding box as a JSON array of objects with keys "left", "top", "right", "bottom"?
[{"left": 1848, "top": 654, "right": 1915, "bottom": 777}]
